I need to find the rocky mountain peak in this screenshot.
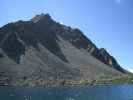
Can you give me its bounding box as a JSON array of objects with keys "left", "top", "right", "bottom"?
[
  {"left": 0, "top": 14, "right": 125, "bottom": 72},
  {"left": 0, "top": 14, "right": 128, "bottom": 86},
  {"left": 31, "top": 13, "right": 52, "bottom": 23}
]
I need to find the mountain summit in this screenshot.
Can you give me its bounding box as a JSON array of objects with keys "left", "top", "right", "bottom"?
[
  {"left": 0, "top": 14, "right": 127, "bottom": 86},
  {"left": 31, "top": 13, "right": 52, "bottom": 23}
]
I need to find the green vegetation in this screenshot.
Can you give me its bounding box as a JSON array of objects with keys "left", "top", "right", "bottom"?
[
  {"left": 89, "top": 75, "right": 133, "bottom": 85},
  {"left": 108, "top": 76, "right": 133, "bottom": 84},
  {"left": 65, "top": 75, "right": 133, "bottom": 86},
  {"left": 79, "top": 80, "right": 90, "bottom": 85}
]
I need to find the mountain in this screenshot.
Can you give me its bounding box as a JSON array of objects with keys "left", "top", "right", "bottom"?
[{"left": 0, "top": 13, "right": 127, "bottom": 87}]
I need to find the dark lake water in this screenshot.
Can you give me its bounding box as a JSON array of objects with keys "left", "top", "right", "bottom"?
[{"left": 0, "top": 85, "right": 133, "bottom": 100}]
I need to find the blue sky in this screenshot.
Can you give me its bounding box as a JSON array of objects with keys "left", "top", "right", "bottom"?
[{"left": 1, "top": 0, "right": 133, "bottom": 71}]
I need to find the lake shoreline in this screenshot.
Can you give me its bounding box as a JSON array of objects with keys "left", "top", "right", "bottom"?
[{"left": 0, "top": 75, "right": 133, "bottom": 88}]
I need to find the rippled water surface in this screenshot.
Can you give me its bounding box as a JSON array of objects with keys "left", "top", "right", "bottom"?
[{"left": 0, "top": 85, "right": 133, "bottom": 100}]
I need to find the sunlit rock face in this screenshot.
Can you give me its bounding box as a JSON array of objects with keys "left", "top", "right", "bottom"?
[{"left": 0, "top": 14, "right": 126, "bottom": 86}]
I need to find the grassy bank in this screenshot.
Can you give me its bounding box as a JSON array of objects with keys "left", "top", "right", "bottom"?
[{"left": 65, "top": 75, "right": 133, "bottom": 86}]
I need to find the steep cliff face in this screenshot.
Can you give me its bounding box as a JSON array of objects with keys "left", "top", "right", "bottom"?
[
  {"left": 99, "top": 48, "right": 125, "bottom": 72},
  {"left": 0, "top": 14, "right": 126, "bottom": 86}
]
